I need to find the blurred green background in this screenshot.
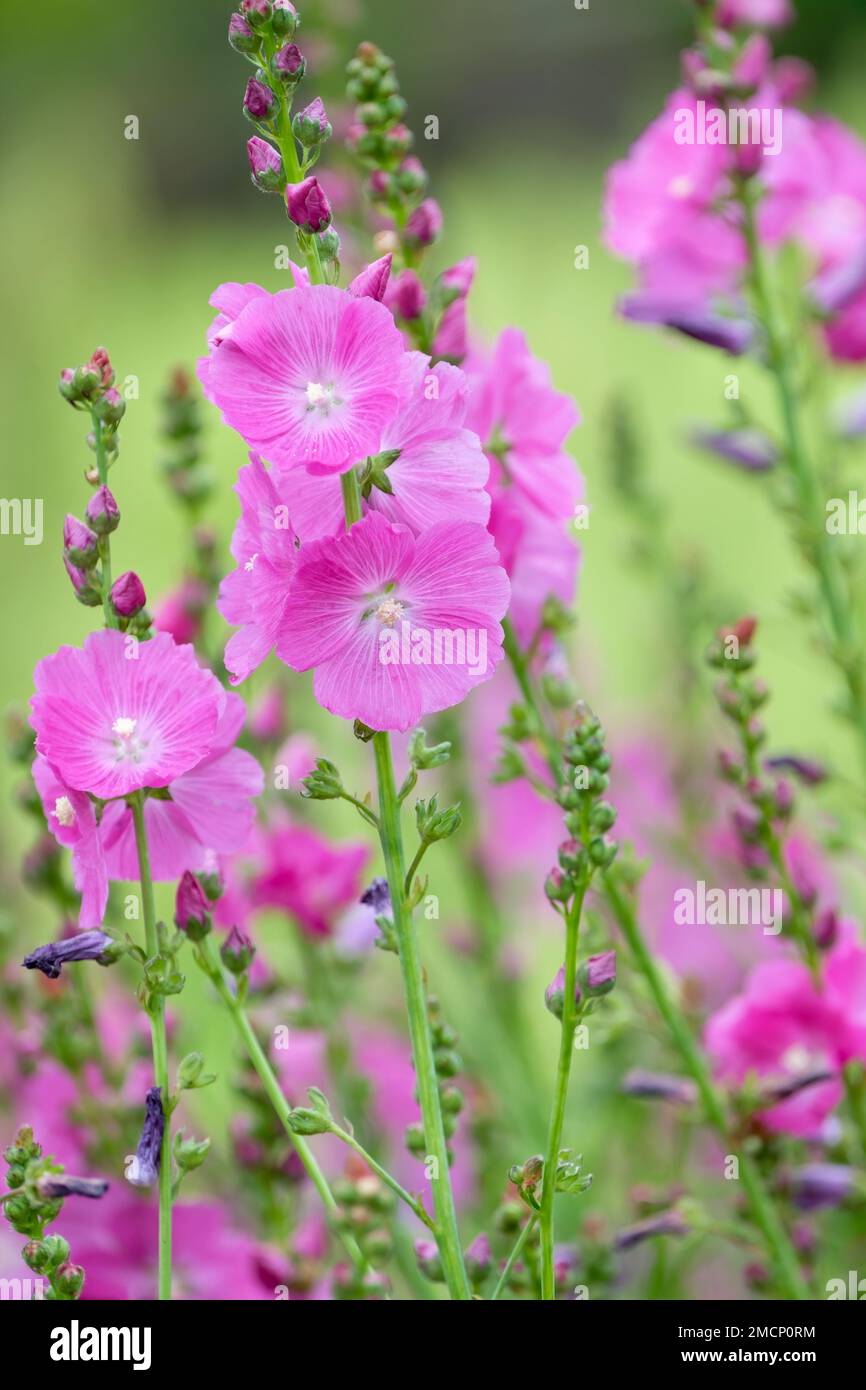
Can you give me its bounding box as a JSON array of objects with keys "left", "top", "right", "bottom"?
[{"left": 2, "top": 0, "right": 866, "bottom": 1287}]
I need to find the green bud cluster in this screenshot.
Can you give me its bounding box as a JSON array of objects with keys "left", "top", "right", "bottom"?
[
  {"left": 332, "top": 1171, "right": 396, "bottom": 1271},
  {"left": 404, "top": 997, "right": 464, "bottom": 1162},
  {"left": 548, "top": 703, "right": 619, "bottom": 908}
]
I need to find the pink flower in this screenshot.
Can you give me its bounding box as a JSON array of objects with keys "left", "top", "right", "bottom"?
[
  {"left": 717, "top": 0, "right": 793, "bottom": 26},
  {"left": 30, "top": 629, "right": 224, "bottom": 800},
  {"left": 153, "top": 579, "right": 210, "bottom": 646},
  {"left": 98, "top": 691, "right": 263, "bottom": 882},
  {"left": 467, "top": 328, "right": 581, "bottom": 524},
  {"left": 273, "top": 353, "right": 490, "bottom": 540},
  {"left": 251, "top": 819, "right": 369, "bottom": 937},
  {"left": 705, "top": 937, "right": 866, "bottom": 1137},
  {"left": 488, "top": 492, "right": 579, "bottom": 645},
  {"left": 202, "top": 283, "right": 405, "bottom": 475},
  {"left": 433, "top": 257, "right": 476, "bottom": 361},
  {"left": 217, "top": 456, "right": 299, "bottom": 684},
  {"left": 276, "top": 511, "right": 509, "bottom": 731}
]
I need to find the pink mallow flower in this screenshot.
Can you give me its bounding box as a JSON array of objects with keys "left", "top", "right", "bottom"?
[
  {"left": 705, "top": 934, "right": 866, "bottom": 1138},
  {"left": 250, "top": 818, "right": 369, "bottom": 938},
  {"left": 31, "top": 629, "right": 223, "bottom": 801},
  {"left": 276, "top": 511, "right": 509, "bottom": 731},
  {"left": 31, "top": 632, "right": 262, "bottom": 909},
  {"left": 201, "top": 283, "right": 404, "bottom": 475},
  {"left": 272, "top": 353, "right": 490, "bottom": 540},
  {"left": 97, "top": 690, "right": 263, "bottom": 882},
  {"left": 467, "top": 328, "right": 581, "bottom": 524},
  {"left": 217, "top": 455, "right": 299, "bottom": 684}
]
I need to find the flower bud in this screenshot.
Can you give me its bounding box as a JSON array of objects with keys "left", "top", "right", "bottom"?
[
  {"left": 286, "top": 176, "right": 332, "bottom": 233},
  {"left": 348, "top": 254, "right": 392, "bottom": 302},
  {"left": 404, "top": 198, "right": 443, "bottom": 248},
  {"left": 228, "top": 13, "right": 258, "bottom": 53},
  {"left": 387, "top": 269, "right": 427, "bottom": 320},
  {"left": 465, "top": 1232, "right": 492, "bottom": 1283},
  {"left": 271, "top": 1, "right": 298, "bottom": 37},
  {"left": 247, "top": 136, "right": 285, "bottom": 192},
  {"left": 814, "top": 906, "right": 839, "bottom": 950},
  {"left": 125, "top": 1088, "right": 164, "bottom": 1188},
  {"left": 292, "top": 97, "right": 333, "bottom": 148},
  {"left": 53, "top": 1262, "right": 85, "bottom": 1298},
  {"left": 85, "top": 485, "right": 120, "bottom": 535},
  {"left": 579, "top": 949, "right": 616, "bottom": 997},
  {"left": 95, "top": 386, "right": 126, "bottom": 425},
  {"left": 544, "top": 867, "right": 572, "bottom": 904},
  {"left": 174, "top": 870, "right": 212, "bottom": 941},
  {"left": 414, "top": 1239, "right": 444, "bottom": 1282},
  {"left": 545, "top": 965, "right": 579, "bottom": 1020},
  {"left": 63, "top": 515, "right": 99, "bottom": 569},
  {"left": 110, "top": 570, "right": 146, "bottom": 618},
  {"left": 243, "top": 77, "right": 278, "bottom": 123},
  {"left": 397, "top": 156, "right": 428, "bottom": 197},
  {"left": 274, "top": 42, "right": 305, "bottom": 84},
  {"left": 221, "top": 925, "right": 256, "bottom": 976}
]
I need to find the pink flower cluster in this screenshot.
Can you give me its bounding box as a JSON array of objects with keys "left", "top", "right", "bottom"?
[
  {"left": 200, "top": 267, "right": 581, "bottom": 730},
  {"left": 603, "top": 32, "right": 866, "bottom": 359}
]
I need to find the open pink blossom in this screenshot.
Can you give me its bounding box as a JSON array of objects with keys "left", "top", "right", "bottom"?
[
  {"left": 202, "top": 283, "right": 405, "bottom": 474},
  {"left": 251, "top": 818, "right": 369, "bottom": 938},
  {"left": 717, "top": 0, "right": 793, "bottom": 26},
  {"left": 276, "top": 511, "right": 509, "bottom": 731},
  {"left": 466, "top": 328, "right": 581, "bottom": 523},
  {"left": 97, "top": 691, "right": 263, "bottom": 882},
  {"left": 705, "top": 936, "right": 866, "bottom": 1137},
  {"left": 273, "top": 354, "right": 490, "bottom": 540},
  {"left": 218, "top": 455, "right": 299, "bottom": 683},
  {"left": 31, "top": 629, "right": 224, "bottom": 800}
]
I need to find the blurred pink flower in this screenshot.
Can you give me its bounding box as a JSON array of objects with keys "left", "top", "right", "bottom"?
[{"left": 705, "top": 932, "right": 866, "bottom": 1137}]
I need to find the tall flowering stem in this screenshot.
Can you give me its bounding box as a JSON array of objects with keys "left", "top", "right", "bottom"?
[
  {"left": 194, "top": 935, "right": 372, "bottom": 1282},
  {"left": 537, "top": 882, "right": 587, "bottom": 1298},
  {"left": 605, "top": 873, "right": 811, "bottom": 1301},
  {"left": 371, "top": 731, "right": 471, "bottom": 1300},
  {"left": 129, "top": 793, "right": 172, "bottom": 1301},
  {"left": 737, "top": 181, "right": 866, "bottom": 769},
  {"left": 333, "top": 458, "right": 470, "bottom": 1297}
]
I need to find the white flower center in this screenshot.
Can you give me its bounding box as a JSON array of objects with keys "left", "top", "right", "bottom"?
[
  {"left": 305, "top": 381, "right": 341, "bottom": 415},
  {"left": 375, "top": 598, "right": 405, "bottom": 627},
  {"left": 54, "top": 796, "right": 76, "bottom": 828},
  {"left": 111, "top": 716, "right": 146, "bottom": 765},
  {"left": 244, "top": 552, "right": 258, "bottom": 573},
  {"left": 667, "top": 175, "right": 693, "bottom": 200},
  {"left": 781, "top": 1043, "right": 823, "bottom": 1075}
]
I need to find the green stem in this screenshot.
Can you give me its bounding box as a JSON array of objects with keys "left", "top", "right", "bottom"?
[
  {"left": 491, "top": 1216, "right": 538, "bottom": 1301},
  {"left": 739, "top": 183, "right": 866, "bottom": 768},
  {"left": 372, "top": 732, "right": 471, "bottom": 1300},
  {"left": 129, "top": 793, "right": 172, "bottom": 1301},
  {"left": 605, "top": 871, "right": 811, "bottom": 1300},
  {"left": 266, "top": 48, "right": 326, "bottom": 287},
  {"left": 329, "top": 1121, "right": 435, "bottom": 1230},
  {"left": 502, "top": 618, "right": 561, "bottom": 784},
  {"left": 403, "top": 839, "right": 430, "bottom": 896},
  {"left": 196, "top": 936, "right": 372, "bottom": 1281},
  {"left": 538, "top": 883, "right": 587, "bottom": 1299},
  {"left": 340, "top": 468, "right": 363, "bottom": 527},
  {"left": 90, "top": 407, "right": 117, "bottom": 630}
]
